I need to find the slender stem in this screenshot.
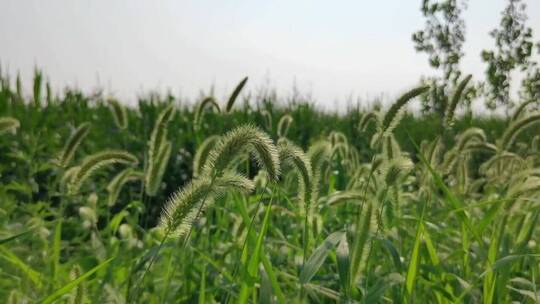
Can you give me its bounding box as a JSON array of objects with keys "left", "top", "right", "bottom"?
[
  {"left": 135, "top": 174, "right": 218, "bottom": 302},
  {"left": 224, "top": 181, "right": 271, "bottom": 304},
  {"left": 127, "top": 225, "right": 171, "bottom": 302}
]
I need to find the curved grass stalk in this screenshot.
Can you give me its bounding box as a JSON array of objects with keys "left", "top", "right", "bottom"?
[
  {"left": 444, "top": 74, "right": 472, "bottom": 127},
  {"left": 278, "top": 139, "right": 313, "bottom": 216},
  {"left": 455, "top": 127, "right": 486, "bottom": 152},
  {"left": 500, "top": 113, "right": 540, "bottom": 151},
  {"left": 359, "top": 112, "right": 380, "bottom": 131},
  {"left": 261, "top": 110, "right": 273, "bottom": 130},
  {"left": 108, "top": 98, "right": 128, "bottom": 130},
  {"left": 56, "top": 122, "right": 90, "bottom": 168},
  {"left": 203, "top": 124, "right": 280, "bottom": 181},
  {"left": 381, "top": 85, "right": 429, "bottom": 135},
  {"left": 158, "top": 172, "right": 254, "bottom": 238},
  {"left": 145, "top": 105, "right": 175, "bottom": 195},
  {"left": 194, "top": 97, "right": 220, "bottom": 129},
  {"left": 383, "top": 157, "right": 414, "bottom": 185},
  {"left": 147, "top": 105, "right": 175, "bottom": 164},
  {"left": 107, "top": 169, "right": 143, "bottom": 206},
  {"left": 68, "top": 150, "right": 138, "bottom": 194},
  {"left": 192, "top": 135, "right": 220, "bottom": 178},
  {"left": 145, "top": 141, "right": 172, "bottom": 196},
  {"left": 511, "top": 99, "right": 537, "bottom": 121},
  {"left": 277, "top": 114, "right": 293, "bottom": 138}
]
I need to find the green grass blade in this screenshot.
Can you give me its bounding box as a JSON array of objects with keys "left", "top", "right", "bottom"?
[
  {"left": 0, "top": 246, "right": 44, "bottom": 288},
  {"left": 39, "top": 257, "right": 115, "bottom": 304},
  {"left": 237, "top": 202, "right": 272, "bottom": 304},
  {"left": 299, "top": 231, "right": 344, "bottom": 284},
  {"left": 405, "top": 222, "right": 424, "bottom": 296},
  {"left": 0, "top": 230, "right": 31, "bottom": 245},
  {"left": 198, "top": 265, "right": 206, "bottom": 304},
  {"left": 261, "top": 252, "right": 285, "bottom": 304},
  {"left": 51, "top": 220, "right": 62, "bottom": 285}
]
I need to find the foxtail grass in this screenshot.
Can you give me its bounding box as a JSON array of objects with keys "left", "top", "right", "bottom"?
[
  {"left": 56, "top": 122, "right": 91, "bottom": 168},
  {"left": 225, "top": 77, "right": 248, "bottom": 113},
  {"left": 67, "top": 150, "right": 138, "bottom": 194},
  {"left": 0, "top": 117, "right": 20, "bottom": 134}
]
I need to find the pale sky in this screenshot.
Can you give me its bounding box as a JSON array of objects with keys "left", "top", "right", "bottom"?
[{"left": 1, "top": 0, "right": 539, "bottom": 110}]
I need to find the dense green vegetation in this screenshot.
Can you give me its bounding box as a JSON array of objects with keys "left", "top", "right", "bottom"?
[{"left": 1, "top": 71, "right": 540, "bottom": 304}]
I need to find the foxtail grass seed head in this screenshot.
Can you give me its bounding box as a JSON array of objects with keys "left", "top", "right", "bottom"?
[
  {"left": 193, "top": 135, "right": 220, "bottom": 178},
  {"left": 148, "top": 105, "right": 175, "bottom": 161},
  {"left": 277, "top": 114, "right": 293, "bottom": 138},
  {"left": 500, "top": 112, "right": 540, "bottom": 151},
  {"left": 383, "top": 157, "right": 414, "bottom": 185},
  {"left": 226, "top": 77, "right": 248, "bottom": 113},
  {"left": 69, "top": 150, "right": 138, "bottom": 194},
  {"left": 278, "top": 139, "right": 313, "bottom": 215},
  {"left": 145, "top": 105, "right": 175, "bottom": 195},
  {"left": 203, "top": 124, "right": 280, "bottom": 181},
  {"left": 194, "top": 97, "right": 220, "bottom": 129},
  {"left": 308, "top": 141, "right": 332, "bottom": 171},
  {"left": 69, "top": 264, "right": 86, "bottom": 304},
  {"left": 261, "top": 110, "right": 273, "bottom": 130},
  {"left": 511, "top": 99, "right": 538, "bottom": 122},
  {"left": 381, "top": 85, "right": 430, "bottom": 135},
  {"left": 0, "top": 117, "right": 20, "bottom": 134},
  {"left": 57, "top": 122, "right": 91, "bottom": 168},
  {"left": 444, "top": 74, "right": 472, "bottom": 127},
  {"left": 455, "top": 127, "right": 486, "bottom": 152},
  {"left": 145, "top": 141, "right": 172, "bottom": 196},
  {"left": 107, "top": 168, "right": 143, "bottom": 206},
  {"left": 159, "top": 172, "right": 254, "bottom": 238},
  {"left": 359, "top": 111, "right": 380, "bottom": 131},
  {"left": 108, "top": 98, "right": 128, "bottom": 130}
]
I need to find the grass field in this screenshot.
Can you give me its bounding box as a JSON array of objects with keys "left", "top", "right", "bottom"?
[{"left": 1, "top": 73, "right": 540, "bottom": 303}]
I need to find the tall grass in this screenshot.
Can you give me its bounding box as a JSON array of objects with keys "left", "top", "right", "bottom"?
[{"left": 1, "top": 71, "right": 540, "bottom": 303}]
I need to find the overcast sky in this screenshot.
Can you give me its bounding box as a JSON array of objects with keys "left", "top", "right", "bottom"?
[{"left": 1, "top": 0, "right": 539, "bottom": 109}]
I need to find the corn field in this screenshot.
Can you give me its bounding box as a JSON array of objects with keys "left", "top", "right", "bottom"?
[{"left": 1, "top": 72, "right": 540, "bottom": 303}]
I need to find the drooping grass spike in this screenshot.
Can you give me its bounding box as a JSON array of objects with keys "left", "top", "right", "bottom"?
[
  {"left": 194, "top": 97, "right": 220, "bottom": 130},
  {"left": 455, "top": 127, "right": 486, "bottom": 152},
  {"left": 192, "top": 135, "right": 220, "bottom": 178},
  {"left": 145, "top": 141, "right": 172, "bottom": 196},
  {"left": 159, "top": 172, "right": 254, "bottom": 238},
  {"left": 261, "top": 110, "right": 273, "bottom": 130},
  {"left": 68, "top": 150, "right": 138, "bottom": 194},
  {"left": 308, "top": 141, "right": 332, "bottom": 171},
  {"left": 147, "top": 105, "right": 175, "bottom": 162},
  {"left": 511, "top": 99, "right": 537, "bottom": 121},
  {"left": 500, "top": 112, "right": 540, "bottom": 151},
  {"left": 57, "top": 122, "right": 91, "bottom": 167},
  {"left": 382, "top": 134, "right": 402, "bottom": 160},
  {"left": 108, "top": 98, "right": 128, "bottom": 130},
  {"left": 107, "top": 168, "right": 143, "bottom": 206},
  {"left": 145, "top": 105, "right": 175, "bottom": 195},
  {"left": 384, "top": 156, "right": 414, "bottom": 185},
  {"left": 359, "top": 112, "right": 380, "bottom": 131},
  {"left": 381, "top": 85, "right": 430, "bottom": 135},
  {"left": 32, "top": 68, "right": 43, "bottom": 106},
  {"left": 278, "top": 139, "right": 313, "bottom": 215},
  {"left": 277, "top": 114, "right": 293, "bottom": 138},
  {"left": 203, "top": 124, "right": 280, "bottom": 181},
  {"left": 225, "top": 76, "right": 248, "bottom": 113},
  {"left": 444, "top": 74, "right": 472, "bottom": 127},
  {"left": 0, "top": 117, "right": 20, "bottom": 134}
]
